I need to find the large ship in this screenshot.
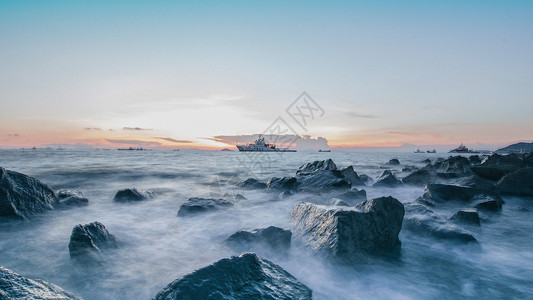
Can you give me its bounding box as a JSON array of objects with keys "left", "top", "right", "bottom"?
[
  {"left": 236, "top": 135, "right": 296, "bottom": 152},
  {"left": 449, "top": 143, "right": 478, "bottom": 153}
]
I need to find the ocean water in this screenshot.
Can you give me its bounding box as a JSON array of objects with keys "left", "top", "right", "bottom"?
[{"left": 0, "top": 149, "right": 532, "bottom": 299}]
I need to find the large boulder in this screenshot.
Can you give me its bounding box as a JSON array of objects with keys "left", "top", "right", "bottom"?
[
  {"left": 402, "top": 169, "right": 433, "bottom": 186},
  {"left": 422, "top": 183, "right": 503, "bottom": 210},
  {"left": 290, "top": 197, "right": 404, "bottom": 262},
  {"left": 0, "top": 167, "right": 57, "bottom": 219},
  {"left": 373, "top": 170, "right": 402, "bottom": 187},
  {"left": 404, "top": 204, "right": 478, "bottom": 244},
  {"left": 296, "top": 159, "right": 337, "bottom": 175},
  {"left": 266, "top": 177, "right": 298, "bottom": 192},
  {"left": 339, "top": 166, "right": 366, "bottom": 186},
  {"left": 432, "top": 156, "right": 472, "bottom": 174},
  {"left": 296, "top": 170, "right": 351, "bottom": 192},
  {"left": 236, "top": 178, "right": 266, "bottom": 189},
  {"left": 449, "top": 209, "right": 481, "bottom": 226},
  {"left": 471, "top": 153, "right": 526, "bottom": 180},
  {"left": 153, "top": 253, "right": 312, "bottom": 300},
  {"left": 333, "top": 188, "right": 367, "bottom": 205},
  {"left": 0, "top": 265, "right": 81, "bottom": 299},
  {"left": 226, "top": 226, "right": 292, "bottom": 252},
  {"left": 113, "top": 188, "right": 154, "bottom": 202},
  {"left": 456, "top": 175, "right": 496, "bottom": 192},
  {"left": 387, "top": 158, "right": 400, "bottom": 165},
  {"left": 497, "top": 168, "right": 533, "bottom": 197},
  {"left": 177, "top": 197, "right": 234, "bottom": 216},
  {"left": 56, "top": 189, "right": 89, "bottom": 207},
  {"left": 68, "top": 221, "right": 119, "bottom": 264}
]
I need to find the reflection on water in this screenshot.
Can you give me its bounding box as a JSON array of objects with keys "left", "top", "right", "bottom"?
[{"left": 0, "top": 149, "right": 532, "bottom": 299}]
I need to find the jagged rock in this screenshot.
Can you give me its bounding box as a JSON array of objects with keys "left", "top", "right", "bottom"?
[
  {"left": 469, "top": 155, "right": 483, "bottom": 165},
  {"left": 423, "top": 184, "right": 482, "bottom": 202},
  {"left": 340, "top": 166, "right": 366, "bottom": 186},
  {"left": 358, "top": 174, "right": 374, "bottom": 185},
  {"left": 296, "top": 170, "right": 350, "bottom": 192},
  {"left": 402, "top": 169, "right": 433, "bottom": 185},
  {"left": 428, "top": 156, "right": 471, "bottom": 175},
  {"left": 177, "top": 197, "right": 234, "bottom": 216},
  {"left": 113, "top": 188, "right": 154, "bottom": 202},
  {"left": 226, "top": 226, "right": 292, "bottom": 251},
  {"left": 472, "top": 194, "right": 503, "bottom": 211},
  {"left": 404, "top": 204, "right": 478, "bottom": 244},
  {"left": 296, "top": 159, "right": 337, "bottom": 175},
  {"left": 329, "top": 198, "right": 350, "bottom": 206},
  {"left": 387, "top": 159, "right": 400, "bottom": 165},
  {"left": 472, "top": 153, "right": 526, "bottom": 180},
  {"left": 236, "top": 178, "right": 266, "bottom": 189},
  {"left": 56, "top": 189, "right": 89, "bottom": 207},
  {"left": 291, "top": 197, "right": 404, "bottom": 262},
  {"left": 266, "top": 177, "right": 298, "bottom": 192},
  {"left": 0, "top": 265, "right": 81, "bottom": 299},
  {"left": 153, "top": 253, "right": 312, "bottom": 300},
  {"left": 373, "top": 170, "right": 402, "bottom": 187},
  {"left": 450, "top": 209, "right": 481, "bottom": 226},
  {"left": 497, "top": 168, "right": 533, "bottom": 197},
  {"left": 0, "top": 167, "right": 57, "bottom": 219},
  {"left": 68, "top": 221, "right": 119, "bottom": 264},
  {"left": 456, "top": 175, "right": 496, "bottom": 192}
]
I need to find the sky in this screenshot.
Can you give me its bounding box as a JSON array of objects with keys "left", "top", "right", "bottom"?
[{"left": 1, "top": 0, "right": 532, "bottom": 150}]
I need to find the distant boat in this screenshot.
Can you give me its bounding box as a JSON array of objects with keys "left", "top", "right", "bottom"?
[
  {"left": 118, "top": 147, "right": 147, "bottom": 151},
  {"left": 318, "top": 149, "right": 331, "bottom": 152},
  {"left": 426, "top": 149, "right": 436, "bottom": 153},
  {"left": 414, "top": 149, "right": 424, "bottom": 153},
  {"left": 236, "top": 135, "right": 296, "bottom": 152},
  {"left": 449, "top": 143, "right": 478, "bottom": 153}
]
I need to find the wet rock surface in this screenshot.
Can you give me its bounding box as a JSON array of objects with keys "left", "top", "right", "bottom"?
[
  {"left": 153, "top": 253, "right": 312, "bottom": 300},
  {"left": 177, "top": 197, "right": 234, "bottom": 216},
  {"left": 497, "top": 168, "right": 533, "bottom": 197},
  {"left": 56, "top": 189, "right": 89, "bottom": 207},
  {"left": 68, "top": 221, "right": 119, "bottom": 264},
  {"left": 0, "top": 265, "right": 81, "bottom": 300},
  {"left": 226, "top": 226, "right": 292, "bottom": 251},
  {"left": 236, "top": 178, "right": 266, "bottom": 189},
  {"left": 450, "top": 209, "right": 481, "bottom": 226},
  {"left": 0, "top": 167, "right": 57, "bottom": 219},
  {"left": 113, "top": 188, "right": 154, "bottom": 202},
  {"left": 373, "top": 170, "right": 402, "bottom": 187},
  {"left": 266, "top": 176, "right": 298, "bottom": 192}
]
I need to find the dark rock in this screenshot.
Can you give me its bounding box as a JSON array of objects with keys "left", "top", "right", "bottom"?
[
  {"left": 113, "top": 188, "right": 154, "bottom": 202},
  {"left": 404, "top": 204, "right": 478, "bottom": 244},
  {"left": 358, "top": 174, "right": 374, "bottom": 185},
  {"left": 0, "top": 265, "right": 81, "bottom": 299},
  {"left": 472, "top": 194, "right": 503, "bottom": 211},
  {"left": 402, "top": 167, "right": 412, "bottom": 172},
  {"left": 450, "top": 209, "right": 480, "bottom": 226},
  {"left": 402, "top": 169, "right": 433, "bottom": 186},
  {"left": 456, "top": 175, "right": 496, "bottom": 192},
  {"left": 296, "top": 159, "right": 337, "bottom": 175},
  {"left": 468, "top": 155, "right": 482, "bottom": 165},
  {"left": 226, "top": 226, "right": 292, "bottom": 251},
  {"left": 177, "top": 197, "right": 234, "bottom": 216},
  {"left": 334, "top": 188, "right": 367, "bottom": 204},
  {"left": 373, "top": 170, "right": 402, "bottom": 187},
  {"left": 471, "top": 166, "right": 515, "bottom": 181},
  {"left": 291, "top": 197, "right": 404, "bottom": 262},
  {"left": 0, "top": 167, "right": 57, "bottom": 219},
  {"left": 266, "top": 177, "right": 298, "bottom": 192},
  {"left": 421, "top": 159, "right": 432, "bottom": 164},
  {"left": 153, "top": 253, "right": 312, "bottom": 300},
  {"left": 432, "top": 156, "right": 471, "bottom": 174},
  {"left": 388, "top": 158, "right": 400, "bottom": 165},
  {"left": 423, "top": 184, "right": 481, "bottom": 202},
  {"left": 236, "top": 178, "right": 266, "bottom": 189},
  {"left": 296, "top": 170, "right": 350, "bottom": 192},
  {"left": 56, "top": 189, "right": 89, "bottom": 207},
  {"left": 497, "top": 168, "right": 533, "bottom": 197},
  {"left": 68, "top": 221, "right": 119, "bottom": 263},
  {"left": 472, "top": 153, "right": 526, "bottom": 180},
  {"left": 340, "top": 166, "right": 366, "bottom": 186}
]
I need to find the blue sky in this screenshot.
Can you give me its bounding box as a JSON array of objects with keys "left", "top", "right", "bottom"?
[{"left": 1, "top": 0, "right": 532, "bottom": 148}]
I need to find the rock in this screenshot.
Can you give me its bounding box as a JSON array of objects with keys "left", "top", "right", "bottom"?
[
  {"left": 226, "top": 226, "right": 292, "bottom": 251},
  {"left": 339, "top": 166, "right": 366, "bottom": 186},
  {"left": 0, "top": 167, "right": 57, "bottom": 219},
  {"left": 456, "top": 175, "right": 496, "bottom": 192},
  {"left": 296, "top": 159, "right": 337, "bottom": 175},
  {"left": 236, "top": 178, "right": 266, "bottom": 189},
  {"left": 387, "top": 158, "right": 400, "bottom": 165},
  {"left": 56, "top": 189, "right": 89, "bottom": 207},
  {"left": 290, "top": 197, "right": 404, "bottom": 262},
  {"left": 266, "top": 177, "right": 298, "bottom": 192},
  {"left": 296, "top": 170, "right": 351, "bottom": 192},
  {"left": 450, "top": 209, "right": 481, "bottom": 226},
  {"left": 497, "top": 168, "right": 533, "bottom": 197},
  {"left": 329, "top": 198, "right": 350, "bottom": 206},
  {"left": 421, "top": 159, "right": 432, "bottom": 164},
  {"left": 468, "top": 155, "right": 483, "bottom": 165},
  {"left": 153, "top": 253, "right": 312, "bottom": 300},
  {"left": 333, "top": 188, "right": 367, "bottom": 204},
  {"left": 429, "top": 156, "right": 471, "bottom": 175},
  {"left": 404, "top": 204, "right": 478, "bottom": 244},
  {"left": 423, "top": 184, "right": 481, "bottom": 202},
  {"left": 472, "top": 194, "right": 503, "bottom": 211},
  {"left": 358, "top": 174, "right": 374, "bottom": 185},
  {"left": 177, "top": 197, "right": 234, "bottom": 216},
  {"left": 472, "top": 153, "right": 527, "bottom": 180},
  {"left": 0, "top": 265, "right": 81, "bottom": 299},
  {"left": 68, "top": 221, "right": 119, "bottom": 264},
  {"left": 402, "top": 170, "right": 433, "bottom": 185},
  {"left": 373, "top": 170, "right": 402, "bottom": 187},
  {"left": 113, "top": 188, "right": 154, "bottom": 202}
]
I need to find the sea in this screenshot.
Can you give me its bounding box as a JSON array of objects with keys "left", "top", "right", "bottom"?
[{"left": 0, "top": 149, "right": 532, "bottom": 299}]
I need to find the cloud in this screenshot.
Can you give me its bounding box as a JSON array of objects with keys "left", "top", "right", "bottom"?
[
  {"left": 344, "top": 111, "right": 378, "bottom": 119},
  {"left": 105, "top": 139, "right": 162, "bottom": 147},
  {"left": 154, "top": 137, "right": 193, "bottom": 144},
  {"left": 7, "top": 133, "right": 20, "bottom": 137},
  {"left": 123, "top": 127, "right": 153, "bottom": 131},
  {"left": 84, "top": 127, "right": 102, "bottom": 130}
]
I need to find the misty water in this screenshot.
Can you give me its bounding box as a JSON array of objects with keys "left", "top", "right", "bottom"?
[{"left": 1, "top": 149, "right": 532, "bottom": 299}]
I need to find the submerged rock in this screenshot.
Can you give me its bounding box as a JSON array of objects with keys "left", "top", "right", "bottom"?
[
  {"left": 113, "top": 188, "right": 154, "bottom": 202},
  {"left": 266, "top": 176, "right": 298, "bottom": 192},
  {"left": 333, "top": 188, "right": 367, "bottom": 205},
  {"left": 236, "top": 178, "right": 266, "bottom": 189},
  {"left": 497, "top": 168, "right": 533, "bottom": 197},
  {"left": 68, "top": 221, "right": 119, "bottom": 264},
  {"left": 0, "top": 265, "right": 81, "bottom": 299},
  {"left": 177, "top": 197, "right": 234, "bottom": 216},
  {"left": 402, "top": 169, "right": 433, "bottom": 186},
  {"left": 0, "top": 167, "right": 57, "bottom": 219},
  {"left": 296, "top": 159, "right": 337, "bottom": 175},
  {"left": 387, "top": 158, "right": 400, "bottom": 165},
  {"left": 450, "top": 209, "right": 481, "bottom": 226},
  {"left": 373, "top": 170, "right": 402, "bottom": 187},
  {"left": 291, "top": 197, "right": 404, "bottom": 262},
  {"left": 56, "top": 189, "right": 89, "bottom": 207},
  {"left": 153, "top": 253, "right": 312, "bottom": 300},
  {"left": 296, "top": 170, "right": 351, "bottom": 192},
  {"left": 472, "top": 194, "right": 503, "bottom": 211},
  {"left": 226, "top": 226, "right": 292, "bottom": 251}
]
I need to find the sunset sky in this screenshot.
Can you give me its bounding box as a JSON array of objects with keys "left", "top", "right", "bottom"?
[{"left": 1, "top": 1, "right": 532, "bottom": 150}]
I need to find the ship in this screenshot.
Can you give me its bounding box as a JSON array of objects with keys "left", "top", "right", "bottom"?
[
  {"left": 414, "top": 149, "right": 424, "bottom": 153},
  {"left": 236, "top": 135, "right": 296, "bottom": 152},
  {"left": 426, "top": 149, "right": 436, "bottom": 153},
  {"left": 449, "top": 143, "right": 478, "bottom": 153},
  {"left": 318, "top": 149, "right": 331, "bottom": 152}
]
